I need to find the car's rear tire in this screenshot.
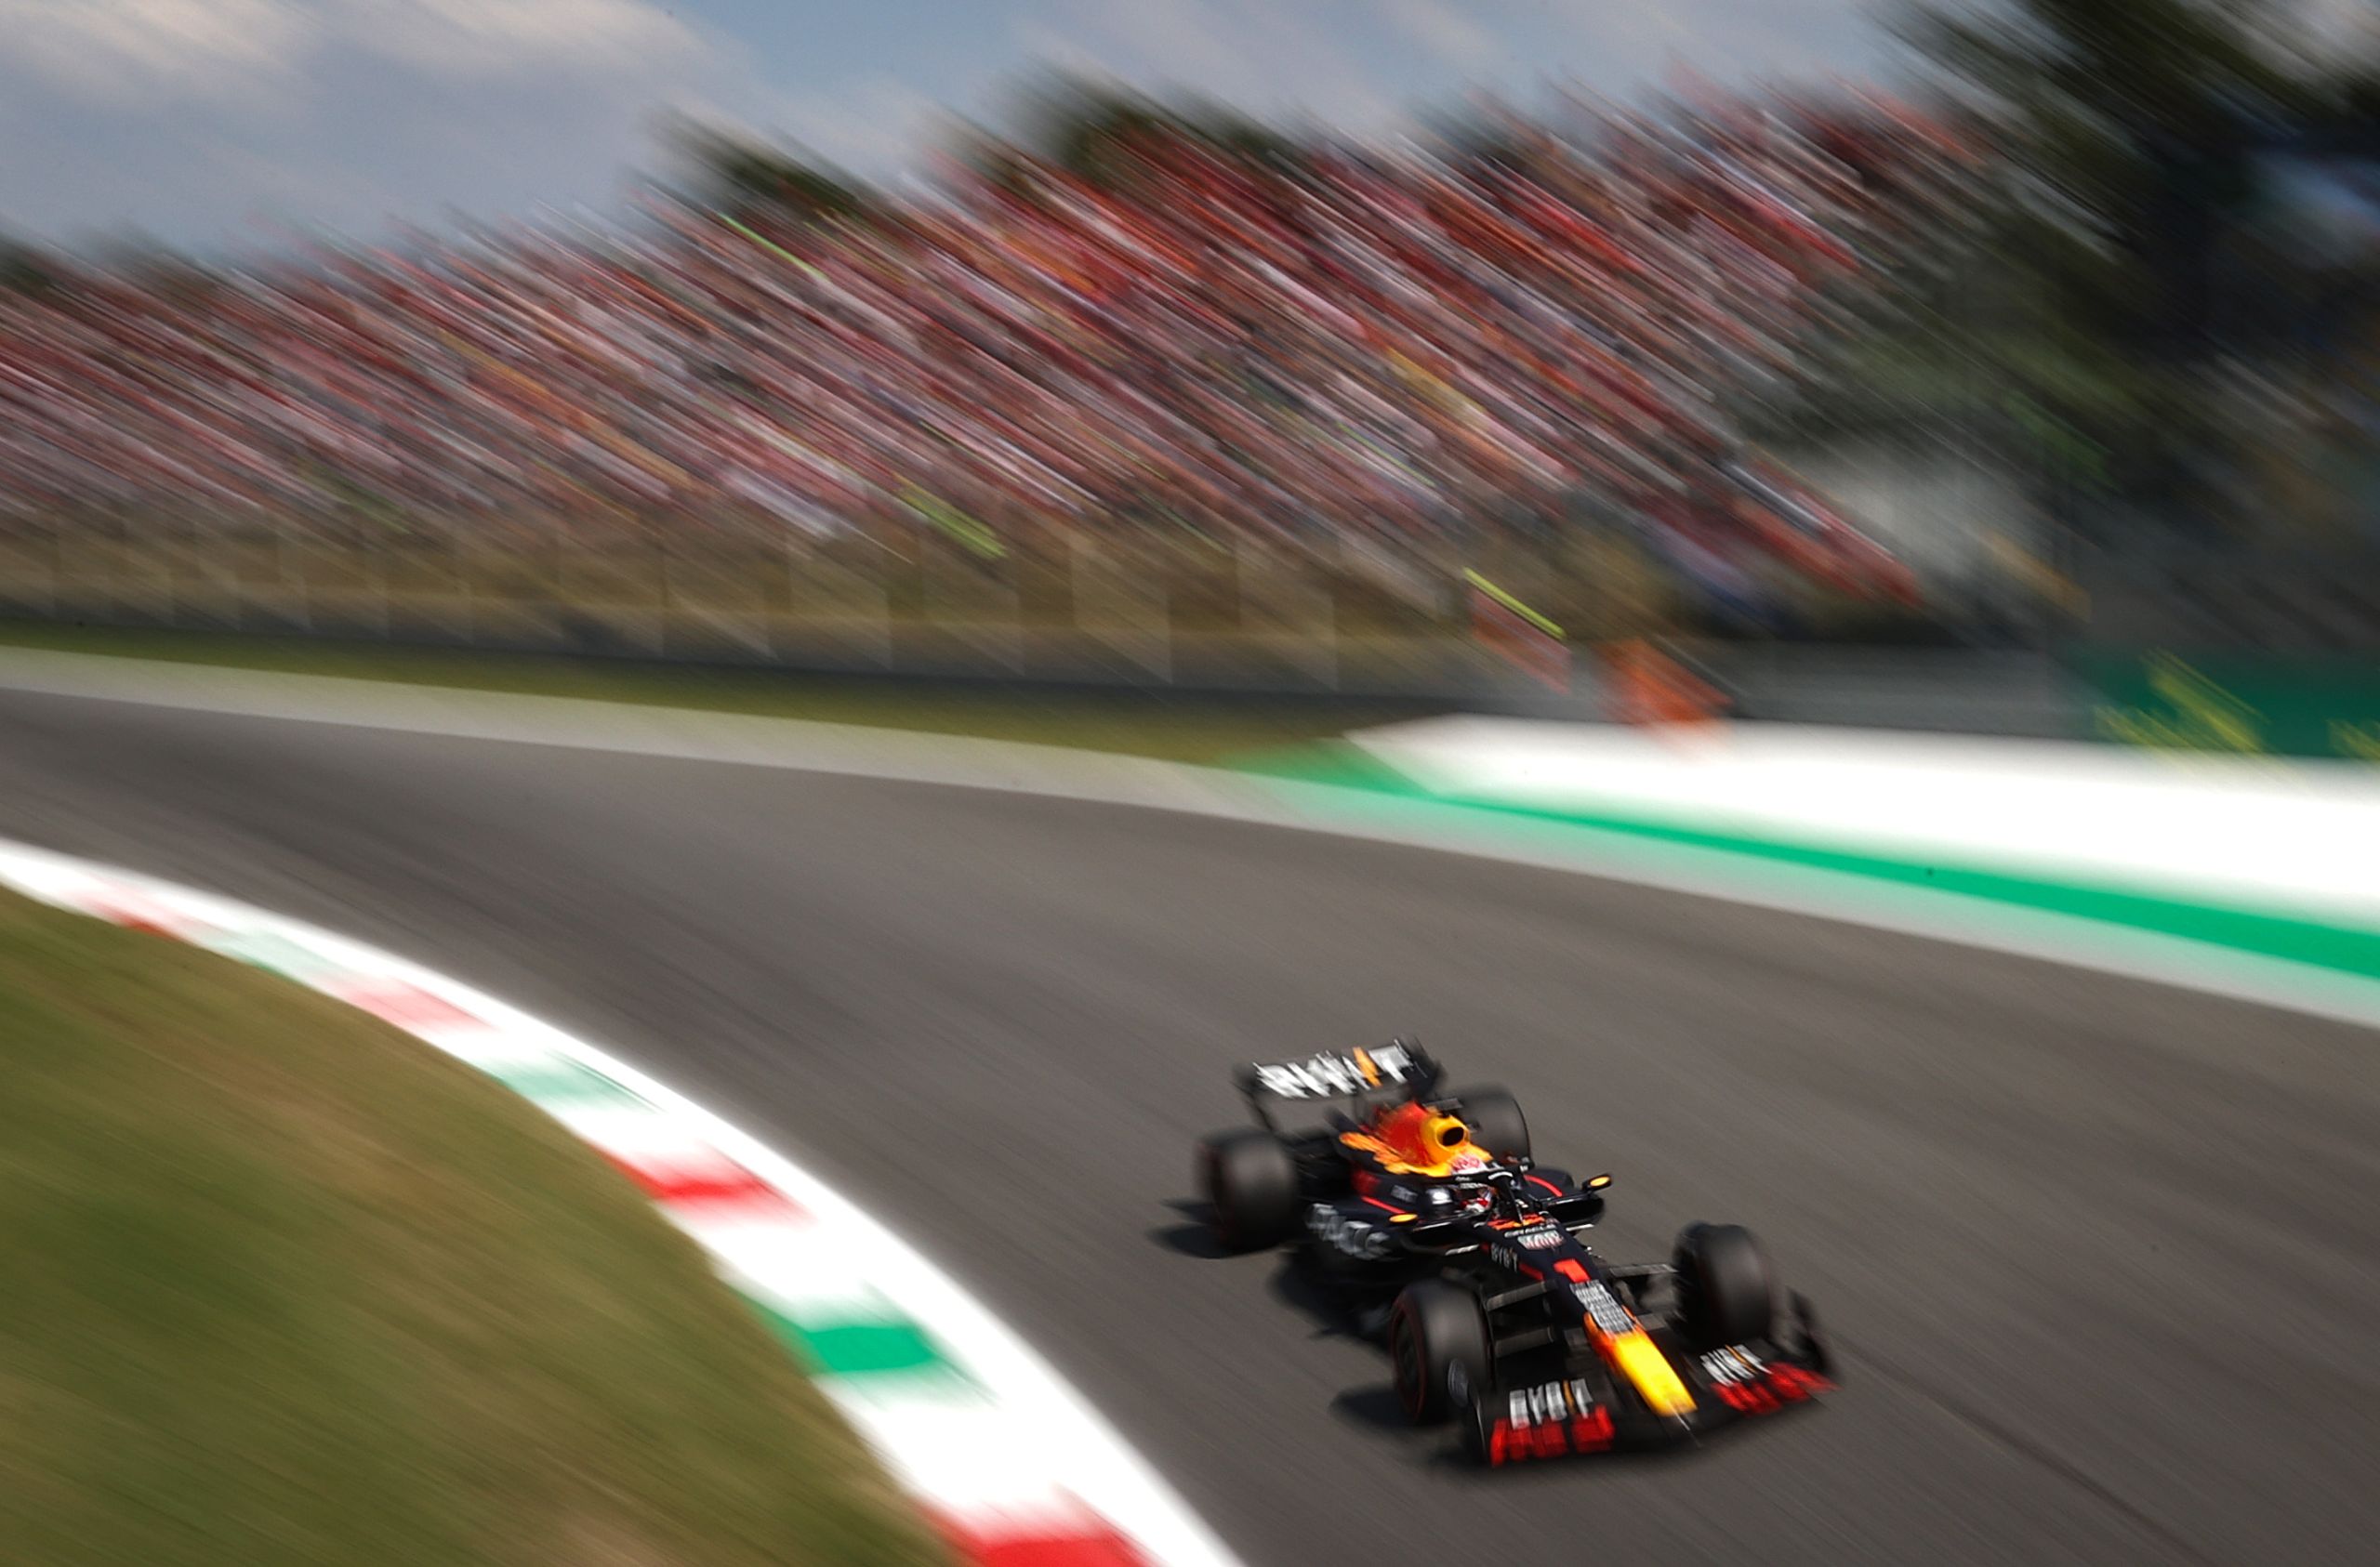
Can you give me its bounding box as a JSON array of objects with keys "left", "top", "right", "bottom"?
[
  {"left": 1388, "top": 1279, "right": 1494, "bottom": 1425},
  {"left": 1669, "top": 1222, "right": 1776, "bottom": 1349},
  {"left": 1449, "top": 1085, "right": 1530, "bottom": 1162},
  {"left": 1197, "top": 1130, "right": 1299, "bottom": 1252}
]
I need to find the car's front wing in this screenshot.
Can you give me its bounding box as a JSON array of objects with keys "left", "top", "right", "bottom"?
[{"left": 1466, "top": 1333, "right": 1832, "bottom": 1466}]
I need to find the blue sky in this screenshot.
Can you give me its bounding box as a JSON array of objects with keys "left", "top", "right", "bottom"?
[{"left": 0, "top": 0, "right": 1894, "bottom": 250}]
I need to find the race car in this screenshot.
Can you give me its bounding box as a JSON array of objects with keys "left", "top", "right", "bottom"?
[{"left": 1194, "top": 1040, "right": 1832, "bottom": 1464}]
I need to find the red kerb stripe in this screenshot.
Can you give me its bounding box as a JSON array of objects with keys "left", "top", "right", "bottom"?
[
  {"left": 90, "top": 896, "right": 190, "bottom": 938},
  {"left": 321, "top": 979, "right": 484, "bottom": 1032},
  {"left": 932, "top": 1512, "right": 1150, "bottom": 1567},
  {"left": 602, "top": 1152, "right": 779, "bottom": 1205}
]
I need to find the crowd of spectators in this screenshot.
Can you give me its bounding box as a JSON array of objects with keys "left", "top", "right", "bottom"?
[{"left": 0, "top": 86, "right": 1974, "bottom": 616}]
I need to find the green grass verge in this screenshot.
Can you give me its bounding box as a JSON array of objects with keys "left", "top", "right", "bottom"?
[
  {"left": 0, "top": 621, "right": 1428, "bottom": 763},
  {"left": 0, "top": 888, "right": 947, "bottom": 1567}
]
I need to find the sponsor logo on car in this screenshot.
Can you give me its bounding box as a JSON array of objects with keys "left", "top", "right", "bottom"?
[
  {"left": 1699, "top": 1346, "right": 1768, "bottom": 1385},
  {"left": 1252, "top": 1043, "right": 1418, "bottom": 1098},
  {"left": 1573, "top": 1281, "right": 1637, "bottom": 1336},
  {"left": 1503, "top": 1377, "right": 1598, "bottom": 1429},
  {"left": 1484, "top": 1374, "right": 1619, "bottom": 1465}
]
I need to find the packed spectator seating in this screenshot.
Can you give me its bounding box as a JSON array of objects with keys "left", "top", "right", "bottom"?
[{"left": 0, "top": 86, "right": 1974, "bottom": 619}]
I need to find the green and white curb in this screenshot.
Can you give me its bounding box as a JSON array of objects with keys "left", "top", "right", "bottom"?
[
  {"left": 0, "top": 836, "right": 1241, "bottom": 1567},
  {"left": 1342, "top": 715, "right": 2380, "bottom": 931},
  {"left": 1306, "top": 715, "right": 2380, "bottom": 1003}
]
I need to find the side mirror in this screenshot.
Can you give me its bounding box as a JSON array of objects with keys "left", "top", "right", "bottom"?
[{"left": 1546, "top": 1191, "right": 1606, "bottom": 1227}]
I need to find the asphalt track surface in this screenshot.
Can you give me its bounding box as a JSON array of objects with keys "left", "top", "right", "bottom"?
[{"left": 5, "top": 685, "right": 2378, "bottom": 1566}]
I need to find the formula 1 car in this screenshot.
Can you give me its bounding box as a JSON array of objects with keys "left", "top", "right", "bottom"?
[{"left": 1194, "top": 1040, "right": 1832, "bottom": 1464}]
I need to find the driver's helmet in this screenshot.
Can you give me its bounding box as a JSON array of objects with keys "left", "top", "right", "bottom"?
[{"left": 1367, "top": 1100, "right": 1492, "bottom": 1177}]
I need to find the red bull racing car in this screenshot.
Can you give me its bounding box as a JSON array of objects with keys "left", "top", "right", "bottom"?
[{"left": 1194, "top": 1040, "right": 1832, "bottom": 1465}]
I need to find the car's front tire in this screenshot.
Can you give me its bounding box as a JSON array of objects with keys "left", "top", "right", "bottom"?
[
  {"left": 1197, "top": 1129, "right": 1299, "bottom": 1252},
  {"left": 1388, "top": 1279, "right": 1494, "bottom": 1425},
  {"left": 1669, "top": 1221, "right": 1776, "bottom": 1349},
  {"left": 1788, "top": 1290, "right": 1834, "bottom": 1378}
]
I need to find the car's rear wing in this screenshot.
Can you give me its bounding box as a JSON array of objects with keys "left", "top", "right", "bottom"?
[{"left": 1233, "top": 1039, "right": 1445, "bottom": 1133}]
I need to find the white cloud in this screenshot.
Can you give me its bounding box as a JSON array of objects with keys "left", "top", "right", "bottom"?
[
  {"left": 350, "top": 0, "right": 707, "bottom": 77},
  {"left": 0, "top": 0, "right": 736, "bottom": 244},
  {"left": 0, "top": 0, "right": 705, "bottom": 106},
  {"left": 0, "top": 0, "right": 317, "bottom": 101}
]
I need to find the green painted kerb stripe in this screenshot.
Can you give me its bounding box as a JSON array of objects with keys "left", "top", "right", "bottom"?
[
  {"left": 1246, "top": 746, "right": 2380, "bottom": 982},
  {"left": 747, "top": 1297, "right": 968, "bottom": 1381},
  {"left": 205, "top": 929, "right": 347, "bottom": 981},
  {"left": 483, "top": 1056, "right": 652, "bottom": 1109}
]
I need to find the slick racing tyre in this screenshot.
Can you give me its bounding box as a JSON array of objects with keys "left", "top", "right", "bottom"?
[
  {"left": 1789, "top": 1291, "right": 1835, "bottom": 1379},
  {"left": 1449, "top": 1085, "right": 1530, "bottom": 1163},
  {"left": 1670, "top": 1222, "right": 1776, "bottom": 1350},
  {"left": 1388, "top": 1279, "right": 1494, "bottom": 1425},
  {"left": 1197, "top": 1129, "right": 1299, "bottom": 1252}
]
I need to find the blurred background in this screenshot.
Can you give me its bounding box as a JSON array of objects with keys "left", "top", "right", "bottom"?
[
  {"left": 11, "top": 10, "right": 2380, "bottom": 1564},
  {"left": 3, "top": 0, "right": 2378, "bottom": 742}
]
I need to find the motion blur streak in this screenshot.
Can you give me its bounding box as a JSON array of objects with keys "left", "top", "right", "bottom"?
[
  {"left": 0, "top": 830, "right": 1241, "bottom": 1567},
  {"left": 0, "top": 83, "right": 1957, "bottom": 640},
  {"left": 3, "top": 686, "right": 2377, "bottom": 1565},
  {"left": 8, "top": 1, "right": 2380, "bottom": 1560}
]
